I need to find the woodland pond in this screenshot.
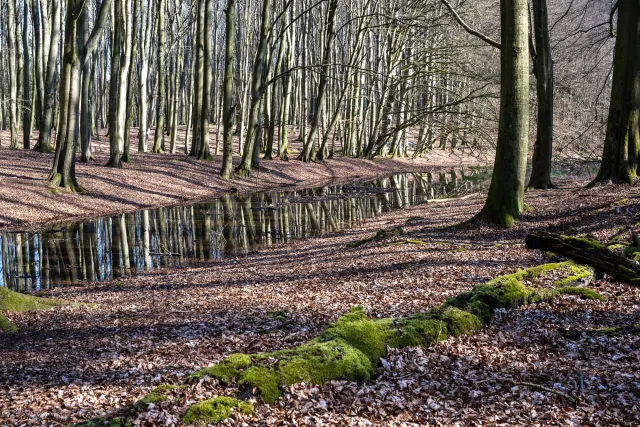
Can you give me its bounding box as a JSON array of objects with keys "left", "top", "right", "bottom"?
[
  {"left": 0, "top": 168, "right": 493, "bottom": 291},
  {"left": 0, "top": 163, "right": 596, "bottom": 292}
]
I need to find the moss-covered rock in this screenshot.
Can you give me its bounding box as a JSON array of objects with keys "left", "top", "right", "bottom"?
[{"left": 182, "top": 396, "right": 254, "bottom": 425}]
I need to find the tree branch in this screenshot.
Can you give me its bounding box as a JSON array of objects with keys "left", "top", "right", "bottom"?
[{"left": 440, "top": 0, "right": 501, "bottom": 49}]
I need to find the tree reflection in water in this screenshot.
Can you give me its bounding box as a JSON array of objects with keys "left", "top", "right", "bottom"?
[{"left": 0, "top": 169, "right": 491, "bottom": 291}]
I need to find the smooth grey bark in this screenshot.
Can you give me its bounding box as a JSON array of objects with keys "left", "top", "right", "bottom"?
[
  {"left": 590, "top": 0, "right": 640, "bottom": 186},
  {"left": 6, "top": 0, "right": 19, "bottom": 149},
  {"left": 151, "top": 0, "right": 166, "bottom": 153},
  {"left": 235, "top": 0, "right": 272, "bottom": 176},
  {"left": 300, "top": 0, "right": 339, "bottom": 162},
  {"left": 22, "top": 0, "right": 33, "bottom": 149},
  {"left": 527, "top": 0, "right": 555, "bottom": 189},
  {"left": 220, "top": 0, "right": 236, "bottom": 178}
]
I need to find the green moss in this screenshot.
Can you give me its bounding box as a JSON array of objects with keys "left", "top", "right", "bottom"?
[
  {"left": 442, "top": 307, "right": 482, "bottom": 336},
  {"left": 182, "top": 396, "right": 254, "bottom": 425},
  {"left": 188, "top": 353, "right": 252, "bottom": 383},
  {"left": 553, "top": 263, "right": 594, "bottom": 287},
  {"left": 395, "top": 316, "right": 447, "bottom": 347},
  {"left": 0, "top": 286, "right": 64, "bottom": 312},
  {"left": 0, "top": 287, "right": 65, "bottom": 333},
  {"left": 266, "top": 310, "right": 288, "bottom": 321},
  {"left": 276, "top": 337, "right": 374, "bottom": 386},
  {"left": 136, "top": 385, "right": 182, "bottom": 406},
  {"left": 610, "top": 198, "right": 629, "bottom": 207},
  {"left": 0, "top": 314, "right": 17, "bottom": 333},
  {"left": 608, "top": 243, "right": 626, "bottom": 251},
  {"left": 237, "top": 366, "right": 281, "bottom": 404},
  {"left": 320, "top": 306, "right": 394, "bottom": 363},
  {"left": 623, "top": 246, "right": 640, "bottom": 262},
  {"left": 554, "top": 287, "right": 605, "bottom": 301},
  {"left": 560, "top": 235, "right": 604, "bottom": 249},
  {"left": 395, "top": 239, "right": 426, "bottom": 245}
]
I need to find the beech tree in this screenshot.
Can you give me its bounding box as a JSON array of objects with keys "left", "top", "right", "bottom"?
[
  {"left": 442, "top": 0, "right": 530, "bottom": 227},
  {"left": 590, "top": 0, "right": 640, "bottom": 185}
]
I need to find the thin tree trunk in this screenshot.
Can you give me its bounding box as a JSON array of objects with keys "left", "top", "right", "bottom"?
[
  {"left": 220, "top": 0, "right": 236, "bottom": 178},
  {"left": 151, "top": 0, "right": 166, "bottom": 153},
  {"left": 527, "top": 0, "right": 555, "bottom": 189}
]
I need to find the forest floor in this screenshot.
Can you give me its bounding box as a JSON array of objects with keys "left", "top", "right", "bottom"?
[
  {"left": 0, "top": 127, "right": 483, "bottom": 231},
  {"left": 1, "top": 169, "right": 639, "bottom": 426}
]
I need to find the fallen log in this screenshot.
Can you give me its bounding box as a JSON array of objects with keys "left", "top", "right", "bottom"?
[{"left": 525, "top": 233, "right": 640, "bottom": 287}]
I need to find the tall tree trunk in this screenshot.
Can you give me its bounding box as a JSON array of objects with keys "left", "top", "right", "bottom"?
[
  {"left": 300, "top": 0, "right": 339, "bottom": 162},
  {"left": 195, "top": 0, "right": 213, "bottom": 160},
  {"left": 122, "top": 0, "right": 140, "bottom": 162},
  {"left": 151, "top": 0, "right": 166, "bottom": 153},
  {"left": 471, "top": 0, "right": 529, "bottom": 227},
  {"left": 220, "top": 0, "right": 236, "bottom": 178},
  {"left": 48, "top": 0, "right": 113, "bottom": 191},
  {"left": 6, "top": 0, "right": 20, "bottom": 149},
  {"left": 527, "top": 0, "right": 555, "bottom": 189},
  {"left": 22, "top": 0, "right": 33, "bottom": 149},
  {"left": 590, "top": 0, "right": 640, "bottom": 186},
  {"left": 234, "top": 0, "right": 272, "bottom": 176},
  {"left": 138, "top": 0, "right": 153, "bottom": 152}
]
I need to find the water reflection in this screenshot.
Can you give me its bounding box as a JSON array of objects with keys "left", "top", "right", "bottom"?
[{"left": 0, "top": 168, "right": 491, "bottom": 291}]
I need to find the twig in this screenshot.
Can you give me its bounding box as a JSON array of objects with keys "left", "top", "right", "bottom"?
[{"left": 475, "top": 377, "right": 577, "bottom": 404}]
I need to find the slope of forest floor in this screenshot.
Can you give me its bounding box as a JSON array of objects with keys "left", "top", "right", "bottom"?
[
  {"left": 0, "top": 128, "right": 482, "bottom": 231},
  {"left": 1, "top": 171, "right": 639, "bottom": 425}
]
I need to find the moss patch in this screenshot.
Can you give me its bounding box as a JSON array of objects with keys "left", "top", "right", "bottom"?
[
  {"left": 0, "top": 314, "right": 18, "bottom": 333},
  {"left": 182, "top": 396, "right": 254, "bottom": 425},
  {"left": 554, "top": 287, "right": 605, "bottom": 301},
  {"left": 188, "top": 353, "right": 252, "bottom": 383},
  {"left": 112, "top": 263, "right": 605, "bottom": 424},
  {"left": 237, "top": 366, "right": 281, "bottom": 404},
  {"left": 553, "top": 263, "right": 594, "bottom": 287},
  {"left": 623, "top": 246, "right": 640, "bottom": 262},
  {"left": 0, "top": 286, "right": 64, "bottom": 312},
  {"left": 0, "top": 286, "right": 65, "bottom": 333}
]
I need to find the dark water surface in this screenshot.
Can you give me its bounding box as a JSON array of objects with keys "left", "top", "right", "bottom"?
[{"left": 0, "top": 168, "right": 493, "bottom": 292}]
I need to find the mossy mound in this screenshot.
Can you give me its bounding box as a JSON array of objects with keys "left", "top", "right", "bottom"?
[
  {"left": 83, "top": 263, "right": 605, "bottom": 425},
  {"left": 188, "top": 353, "right": 252, "bottom": 383},
  {"left": 182, "top": 396, "right": 254, "bottom": 425},
  {"left": 0, "top": 286, "right": 65, "bottom": 332}
]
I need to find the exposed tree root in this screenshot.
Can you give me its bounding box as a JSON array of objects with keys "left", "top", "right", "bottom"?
[
  {"left": 74, "top": 263, "right": 603, "bottom": 425},
  {"left": 346, "top": 227, "right": 404, "bottom": 248}
]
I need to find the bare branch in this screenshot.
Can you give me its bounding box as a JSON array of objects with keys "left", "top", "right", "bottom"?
[{"left": 439, "top": 0, "right": 501, "bottom": 49}]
